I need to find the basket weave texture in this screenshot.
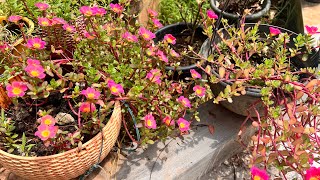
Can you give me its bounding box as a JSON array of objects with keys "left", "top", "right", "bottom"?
[{"left": 0, "top": 101, "right": 122, "bottom": 180}]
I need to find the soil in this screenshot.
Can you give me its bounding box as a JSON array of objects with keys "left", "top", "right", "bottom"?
[{"left": 218, "top": 0, "right": 263, "bottom": 15}]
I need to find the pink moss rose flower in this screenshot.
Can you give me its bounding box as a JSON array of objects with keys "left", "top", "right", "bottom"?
[
  {"left": 207, "top": 10, "right": 218, "bottom": 19},
  {"left": 157, "top": 50, "right": 168, "bottom": 63},
  {"left": 170, "top": 49, "right": 180, "bottom": 58},
  {"left": 92, "top": 6, "right": 106, "bottom": 16},
  {"left": 305, "top": 167, "right": 320, "bottom": 180},
  {"left": 305, "top": 25, "right": 320, "bottom": 35},
  {"left": 35, "top": 124, "right": 58, "bottom": 141},
  {"left": 39, "top": 115, "right": 56, "bottom": 126},
  {"left": 38, "top": 17, "right": 51, "bottom": 26},
  {"left": 146, "top": 69, "right": 162, "bottom": 84},
  {"left": 83, "top": 30, "right": 96, "bottom": 40},
  {"left": 269, "top": 27, "right": 281, "bottom": 36},
  {"left": 177, "top": 118, "right": 190, "bottom": 132},
  {"left": 251, "top": 166, "right": 269, "bottom": 180},
  {"left": 80, "top": 6, "right": 95, "bottom": 16},
  {"left": 146, "top": 46, "right": 156, "bottom": 56},
  {"left": 26, "top": 37, "right": 46, "bottom": 50},
  {"left": 51, "top": 17, "right": 67, "bottom": 25},
  {"left": 144, "top": 114, "right": 157, "bottom": 129},
  {"left": 27, "top": 58, "right": 41, "bottom": 66},
  {"left": 62, "top": 24, "right": 76, "bottom": 32},
  {"left": 81, "top": 87, "right": 100, "bottom": 100},
  {"left": 193, "top": 85, "right": 206, "bottom": 97},
  {"left": 110, "top": 3, "right": 123, "bottom": 14},
  {"left": 8, "top": 15, "right": 22, "bottom": 23},
  {"left": 164, "top": 34, "right": 176, "bottom": 44},
  {"left": 6, "top": 81, "right": 28, "bottom": 98},
  {"left": 139, "top": 27, "right": 155, "bottom": 41},
  {"left": 0, "top": 42, "right": 9, "bottom": 53},
  {"left": 163, "top": 116, "right": 174, "bottom": 126},
  {"left": 177, "top": 96, "right": 191, "bottom": 108},
  {"left": 122, "top": 32, "right": 138, "bottom": 42},
  {"left": 108, "top": 82, "right": 124, "bottom": 96},
  {"left": 147, "top": 9, "right": 158, "bottom": 18},
  {"left": 190, "top": 69, "right": 201, "bottom": 79},
  {"left": 79, "top": 102, "right": 96, "bottom": 113},
  {"left": 25, "top": 64, "right": 46, "bottom": 79},
  {"left": 152, "top": 18, "right": 163, "bottom": 28},
  {"left": 35, "top": 2, "right": 49, "bottom": 11}
]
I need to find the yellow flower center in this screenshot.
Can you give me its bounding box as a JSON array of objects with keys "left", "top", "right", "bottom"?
[
  {"left": 83, "top": 107, "right": 90, "bottom": 112},
  {"left": 147, "top": 120, "right": 152, "bottom": 127},
  {"left": 12, "top": 87, "right": 22, "bottom": 95},
  {"left": 310, "top": 176, "right": 320, "bottom": 180},
  {"left": 165, "top": 119, "right": 170, "bottom": 125},
  {"left": 44, "top": 119, "right": 52, "bottom": 125},
  {"left": 33, "top": 43, "right": 41, "bottom": 49},
  {"left": 85, "top": 11, "right": 93, "bottom": 16},
  {"left": 87, "top": 93, "right": 95, "bottom": 99},
  {"left": 143, "top": 33, "right": 150, "bottom": 39},
  {"left": 253, "top": 175, "right": 261, "bottom": 180},
  {"left": 111, "top": 86, "right": 118, "bottom": 93},
  {"left": 41, "top": 21, "right": 49, "bottom": 26},
  {"left": 41, "top": 130, "right": 50, "bottom": 138},
  {"left": 179, "top": 123, "right": 185, "bottom": 128},
  {"left": 31, "top": 70, "right": 39, "bottom": 77},
  {"left": 196, "top": 89, "right": 202, "bottom": 95},
  {"left": 66, "top": 27, "right": 73, "bottom": 32}
]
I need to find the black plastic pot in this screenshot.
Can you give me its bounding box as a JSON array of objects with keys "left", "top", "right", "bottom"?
[
  {"left": 305, "top": 0, "right": 320, "bottom": 3},
  {"left": 154, "top": 22, "right": 208, "bottom": 79},
  {"left": 210, "top": 0, "right": 271, "bottom": 23},
  {"left": 201, "top": 24, "right": 320, "bottom": 116}
]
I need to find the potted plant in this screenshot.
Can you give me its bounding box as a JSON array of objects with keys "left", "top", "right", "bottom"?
[{"left": 200, "top": 18, "right": 320, "bottom": 178}]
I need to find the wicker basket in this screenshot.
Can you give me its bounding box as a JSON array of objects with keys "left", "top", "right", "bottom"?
[{"left": 0, "top": 101, "right": 122, "bottom": 180}]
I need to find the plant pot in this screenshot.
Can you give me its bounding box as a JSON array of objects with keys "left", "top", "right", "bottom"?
[
  {"left": 154, "top": 22, "right": 208, "bottom": 79},
  {"left": 201, "top": 24, "right": 320, "bottom": 116},
  {"left": 0, "top": 101, "right": 122, "bottom": 180},
  {"left": 305, "top": 0, "right": 320, "bottom": 3},
  {"left": 209, "top": 0, "right": 271, "bottom": 23}
]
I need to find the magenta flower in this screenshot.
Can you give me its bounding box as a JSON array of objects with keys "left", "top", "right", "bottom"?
[
  {"left": 38, "top": 17, "right": 51, "bottom": 26},
  {"left": 144, "top": 114, "right": 157, "bottom": 129},
  {"left": 207, "top": 10, "right": 218, "bottom": 19},
  {"left": 122, "top": 31, "right": 138, "bottom": 42},
  {"left": 39, "top": 115, "right": 56, "bottom": 126},
  {"left": 0, "top": 42, "right": 9, "bottom": 53},
  {"left": 35, "top": 124, "right": 58, "bottom": 141},
  {"left": 107, "top": 79, "right": 116, "bottom": 86},
  {"left": 146, "top": 69, "right": 162, "bottom": 84},
  {"left": 110, "top": 3, "right": 123, "bottom": 14},
  {"left": 193, "top": 85, "right": 206, "bottom": 97},
  {"left": 269, "top": 27, "right": 281, "bottom": 36},
  {"left": 147, "top": 9, "right": 158, "bottom": 18},
  {"left": 177, "top": 118, "right": 190, "bottom": 132},
  {"left": 108, "top": 83, "right": 124, "bottom": 96},
  {"left": 152, "top": 18, "right": 163, "bottom": 28},
  {"left": 81, "top": 87, "right": 100, "bottom": 100},
  {"left": 305, "top": 167, "right": 320, "bottom": 180},
  {"left": 170, "top": 49, "right": 180, "bottom": 58},
  {"left": 157, "top": 50, "right": 168, "bottom": 63},
  {"left": 163, "top": 116, "right": 174, "bottom": 126},
  {"left": 251, "top": 166, "right": 269, "bottom": 180},
  {"left": 25, "top": 64, "right": 46, "bottom": 79},
  {"left": 83, "top": 30, "right": 96, "bottom": 40},
  {"left": 305, "top": 25, "right": 320, "bottom": 35},
  {"left": 8, "top": 15, "right": 22, "bottom": 23},
  {"left": 62, "top": 24, "right": 76, "bottom": 32},
  {"left": 35, "top": 2, "right": 50, "bottom": 11},
  {"left": 164, "top": 34, "right": 176, "bottom": 44},
  {"left": 92, "top": 6, "right": 106, "bottom": 16},
  {"left": 27, "top": 58, "right": 41, "bottom": 66},
  {"left": 139, "top": 27, "right": 155, "bottom": 41},
  {"left": 177, "top": 96, "right": 191, "bottom": 108},
  {"left": 26, "top": 37, "right": 46, "bottom": 50},
  {"left": 80, "top": 6, "right": 95, "bottom": 16},
  {"left": 51, "top": 17, "right": 67, "bottom": 25},
  {"left": 190, "top": 69, "right": 201, "bottom": 79},
  {"left": 6, "top": 81, "right": 28, "bottom": 98},
  {"left": 146, "top": 46, "right": 156, "bottom": 56},
  {"left": 79, "top": 102, "right": 96, "bottom": 113}
]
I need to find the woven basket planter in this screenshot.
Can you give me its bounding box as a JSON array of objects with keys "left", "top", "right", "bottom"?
[{"left": 0, "top": 101, "right": 122, "bottom": 180}]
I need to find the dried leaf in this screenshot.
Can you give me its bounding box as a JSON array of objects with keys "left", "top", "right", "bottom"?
[
  {"left": 218, "top": 67, "right": 225, "bottom": 78},
  {"left": 208, "top": 124, "right": 215, "bottom": 135}
]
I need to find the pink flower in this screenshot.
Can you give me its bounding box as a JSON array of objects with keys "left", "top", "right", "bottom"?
[
  {"left": 193, "top": 85, "right": 206, "bottom": 97},
  {"left": 39, "top": 115, "right": 56, "bottom": 126},
  {"left": 25, "top": 64, "right": 46, "bottom": 79},
  {"left": 26, "top": 37, "right": 46, "bottom": 50},
  {"left": 164, "top": 34, "right": 176, "bottom": 44},
  {"left": 80, "top": 6, "right": 95, "bottom": 16},
  {"left": 269, "top": 27, "right": 281, "bottom": 36},
  {"left": 81, "top": 87, "right": 100, "bottom": 100},
  {"left": 190, "top": 69, "right": 201, "bottom": 79},
  {"left": 122, "top": 32, "right": 138, "bottom": 42},
  {"left": 62, "top": 24, "right": 76, "bottom": 32},
  {"left": 251, "top": 166, "right": 269, "bottom": 180},
  {"left": 51, "top": 17, "right": 67, "bottom": 25},
  {"left": 305, "top": 25, "right": 320, "bottom": 35},
  {"left": 0, "top": 42, "right": 9, "bottom": 53},
  {"left": 152, "top": 19, "right": 163, "bottom": 28},
  {"left": 79, "top": 102, "right": 96, "bottom": 113},
  {"left": 83, "top": 30, "right": 96, "bottom": 40},
  {"left": 207, "top": 10, "right": 218, "bottom": 19},
  {"left": 110, "top": 3, "right": 123, "bottom": 14},
  {"left": 107, "top": 79, "right": 116, "bottom": 86},
  {"left": 108, "top": 83, "right": 124, "bottom": 96},
  {"left": 146, "top": 46, "right": 156, "bottom": 56},
  {"left": 177, "top": 96, "right": 191, "bottom": 108},
  {"left": 147, "top": 9, "right": 158, "bottom": 18},
  {"left": 35, "top": 124, "right": 58, "bottom": 141},
  {"left": 8, "top": 15, "right": 22, "bottom": 23},
  {"left": 6, "top": 81, "right": 28, "bottom": 98},
  {"left": 157, "top": 50, "right": 168, "bottom": 63},
  {"left": 305, "top": 167, "right": 320, "bottom": 180},
  {"left": 144, "top": 114, "right": 157, "bottom": 129},
  {"left": 163, "top": 116, "right": 174, "bottom": 126},
  {"left": 177, "top": 118, "right": 190, "bottom": 132},
  {"left": 27, "top": 58, "right": 41, "bottom": 66},
  {"left": 38, "top": 17, "right": 51, "bottom": 26},
  {"left": 35, "top": 2, "right": 49, "bottom": 11},
  {"left": 92, "top": 6, "right": 106, "bottom": 16},
  {"left": 170, "top": 83, "right": 182, "bottom": 94},
  {"left": 170, "top": 49, "right": 180, "bottom": 58},
  {"left": 146, "top": 69, "right": 162, "bottom": 84},
  {"left": 139, "top": 27, "right": 155, "bottom": 41}
]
